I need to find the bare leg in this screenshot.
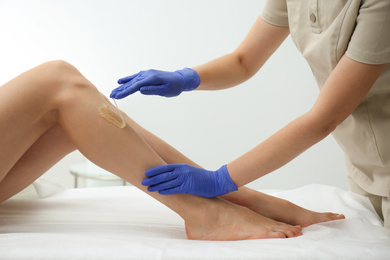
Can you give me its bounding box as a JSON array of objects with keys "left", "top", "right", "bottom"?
[
  {"left": 221, "top": 189, "right": 345, "bottom": 227},
  {"left": 124, "top": 115, "right": 345, "bottom": 227},
  {"left": 0, "top": 61, "right": 302, "bottom": 240},
  {"left": 0, "top": 125, "right": 75, "bottom": 199}
]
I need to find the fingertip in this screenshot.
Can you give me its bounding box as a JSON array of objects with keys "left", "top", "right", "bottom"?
[
  {"left": 114, "top": 93, "right": 124, "bottom": 99},
  {"left": 158, "top": 189, "right": 173, "bottom": 195},
  {"left": 141, "top": 178, "right": 149, "bottom": 186},
  {"left": 117, "top": 77, "right": 129, "bottom": 84},
  {"left": 144, "top": 167, "right": 158, "bottom": 177},
  {"left": 117, "top": 75, "right": 133, "bottom": 84},
  {"left": 147, "top": 186, "right": 158, "bottom": 192},
  {"left": 109, "top": 91, "right": 117, "bottom": 99}
]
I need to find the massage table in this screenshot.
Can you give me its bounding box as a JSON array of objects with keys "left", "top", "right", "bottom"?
[{"left": 1, "top": 178, "right": 389, "bottom": 259}]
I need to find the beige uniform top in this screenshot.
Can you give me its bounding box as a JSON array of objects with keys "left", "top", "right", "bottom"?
[{"left": 261, "top": 0, "right": 390, "bottom": 197}]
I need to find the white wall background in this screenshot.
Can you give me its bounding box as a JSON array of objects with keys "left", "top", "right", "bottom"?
[{"left": 0, "top": 0, "right": 348, "bottom": 190}]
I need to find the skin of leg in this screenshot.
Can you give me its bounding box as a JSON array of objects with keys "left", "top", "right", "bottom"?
[
  {"left": 0, "top": 60, "right": 302, "bottom": 240},
  {"left": 123, "top": 114, "right": 345, "bottom": 227},
  {"left": 0, "top": 125, "right": 75, "bottom": 202}
]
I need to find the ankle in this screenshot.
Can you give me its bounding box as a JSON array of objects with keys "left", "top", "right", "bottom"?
[{"left": 183, "top": 198, "right": 226, "bottom": 240}]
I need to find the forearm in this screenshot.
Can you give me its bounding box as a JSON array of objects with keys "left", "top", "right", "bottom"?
[
  {"left": 228, "top": 111, "right": 332, "bottom": 186},
  {"left": 193, "top": 53, "right": 253, "bottom": 91},
  {"left": 228, "top": 56, "right": 387, "bottom": 187}
]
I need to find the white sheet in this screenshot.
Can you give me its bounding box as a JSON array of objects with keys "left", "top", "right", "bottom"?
[{"left": 1, "top": 183, "right": 389, "bottom": 260}]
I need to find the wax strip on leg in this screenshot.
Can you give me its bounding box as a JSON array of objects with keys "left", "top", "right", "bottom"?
[{"left": 98, "top": 99, "right": 126, "bottom": 129}]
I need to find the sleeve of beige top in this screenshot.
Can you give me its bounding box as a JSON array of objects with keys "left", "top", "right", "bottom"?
[
  {"left": 260, "top": 0, "right": 289, "bottom": 27},
  {"left": 346, "top": 0, "right": 390, "bottom": 64}
]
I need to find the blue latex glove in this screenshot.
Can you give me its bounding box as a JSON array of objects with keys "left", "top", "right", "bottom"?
[
  {"left": 141, "top": 164, "right": 238, "bottom": 198},
  {"left": 110, "top": 68, "right": 200, "bottom": 99}
]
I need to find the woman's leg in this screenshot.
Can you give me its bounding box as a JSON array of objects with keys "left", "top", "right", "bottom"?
[
  {"left": 0, "top": 124, "right": 75, "bottom": 201},
  {"left": 124, "top": 115, "right": 345, "bottom": 227},
  {"left": 0, "top": 60, "right": 302, "bottom": 240}
]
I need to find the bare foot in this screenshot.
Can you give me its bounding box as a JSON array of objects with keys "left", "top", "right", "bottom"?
[
  {"left": 184, "top": 198, "right": 302, "bottom": 241},
  {"left": 241, "top": 189, "right": 345, "bottom": 227}
]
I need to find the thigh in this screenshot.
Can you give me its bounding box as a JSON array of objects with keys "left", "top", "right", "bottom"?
[
  {"left": 0, "top": 62, "right": 60, "bottom": 180},
  {"left": 0, "top": 124, "right": 75, "bottom": 202}
]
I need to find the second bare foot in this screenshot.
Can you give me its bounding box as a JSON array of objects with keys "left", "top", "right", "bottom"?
[
  {"left": 243, "top": 189, "right": 345, "bottom": 227},
  {"left": 184, "top": 198, "right": 302, "bottom": 241}
]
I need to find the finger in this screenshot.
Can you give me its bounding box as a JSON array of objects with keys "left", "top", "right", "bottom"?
[
  {"left": 110, "top": 89, "right": 119, "bottom": 98},
  {"left": 139, "top": 85, "right": 168, "bottom": 96},
  {"left": 144, "top": 164, "right": 179, "bottom": 177},
  {"left": 147, "top": 177, "right": 182, "bottom": 192},
  {"left": 112, "top": 83, "right": 141, "bottom": 99},
  {"left": 142, "top": 170, "right": 179, "bottom": 186},
  {"left": 110, "top": 86, "right": 125, "bottom": 98},
  {"left": 111, "top": 74, "right": 146, "bottom": 98},
  {"left": 158, "top": 186, "right": 183, "bottom": 195},
  {"left": 117, "top": 73, "right": 140, "bottom": 84},
  {"left": 115, "top": 77, "right": 163, "bottom": 99},
  {"left": 110, "top": 84, "right": 132, "bottom": 99}
]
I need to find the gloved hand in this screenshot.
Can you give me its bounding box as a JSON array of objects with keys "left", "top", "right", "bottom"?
[
  {"left": 141, "top": 164, "right": 238, "bottom": 198},
  {"left": 110, "top": 68, "right": 200, "bottom": 99}
]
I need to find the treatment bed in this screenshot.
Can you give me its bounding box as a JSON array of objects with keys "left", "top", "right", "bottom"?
[{"left": 0, "top": 179, "right": 389, "bottom": 260}]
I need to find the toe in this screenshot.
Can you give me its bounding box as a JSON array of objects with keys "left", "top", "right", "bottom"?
[{"left": 270, "top": 231, "right": 287, "bottom": 239}]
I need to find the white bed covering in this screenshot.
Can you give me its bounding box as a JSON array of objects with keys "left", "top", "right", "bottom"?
[{"left": 1, "top": 181, "right": 389, "bottom": 260}]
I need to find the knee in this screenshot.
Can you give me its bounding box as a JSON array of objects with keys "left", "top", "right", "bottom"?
[
  {"left": 40, "top": 60, "right": 79, "bottom": 80},
  {"left": 44, "top": 59, "right": 76, "bottom": 71},
  {"left": 41, "top": 60, "right": 98, "bottom": 106},
  {"left": 42, "top": 60, "right": 87, "bottom": 88}
]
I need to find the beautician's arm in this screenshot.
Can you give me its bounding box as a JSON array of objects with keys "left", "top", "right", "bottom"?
[
  {"left": 142, "top": 56, "right": 386, "bottom": 197},
  {"left": 228, "top": 56, "right": 387, "bottom": 186},
  {"left": 140, "top": 19, "right": 386, "bottom": 197},
  {"left": 194, "top": 17, "right": 290, "bottom": 91},
  {"left": 110, "top": 17, "right": 289, "bottom": 98}
]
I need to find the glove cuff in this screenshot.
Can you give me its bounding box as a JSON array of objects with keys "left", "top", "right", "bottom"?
[
  {"left": 216, "top": 165, "right": 238, "bottom": 196},
  {"left": 175, "top": 68, "right": 200, "bottom": 91}
]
